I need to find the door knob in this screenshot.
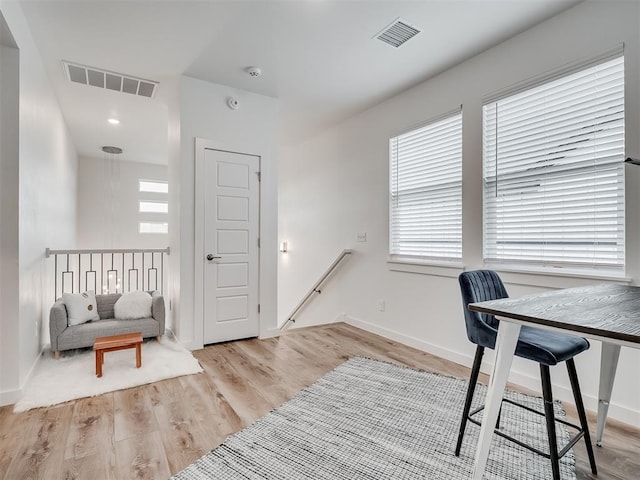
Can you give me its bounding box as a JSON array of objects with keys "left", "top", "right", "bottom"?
[{"left": 207, "top": 254, "right": 221, "bottom": 261}]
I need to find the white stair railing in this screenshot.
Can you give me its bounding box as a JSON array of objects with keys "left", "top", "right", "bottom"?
[
  {"left": 281, "top": 249, "right": 352, "bottom": 330},
  {"left": 45, "top": 247, "right": 170, "bottom": 301}
]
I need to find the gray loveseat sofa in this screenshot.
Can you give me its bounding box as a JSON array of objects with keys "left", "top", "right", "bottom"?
[{"left": 49, "top": 291, "right": 165, "bottom": 358}]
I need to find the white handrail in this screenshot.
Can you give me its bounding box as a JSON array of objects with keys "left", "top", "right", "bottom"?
[
  {"left": 46, "top": 247, "right": 169, "bottom": 257},
  {"left": 281, "top": 249, "right": 352, "bottom": 330}
]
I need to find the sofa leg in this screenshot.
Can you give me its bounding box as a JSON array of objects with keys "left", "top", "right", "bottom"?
[
  {"left": 156, "top": 336, "right": 162, "bottom": 342},
  {"left": 54, "top": 351, "right": 60, "bottom": 359}
]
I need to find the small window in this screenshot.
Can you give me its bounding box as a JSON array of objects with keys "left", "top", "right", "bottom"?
[
  {"left": 139, "top": 201, "right": 168, "bottom": 213},
  {"left": 389, "top": 110, "right": 463, "bottom": 261},
  {"left": 139, "top": 222, "right": 168, "bottom": 234},
  {"left": 139, "top": 180, "right": 168, "bottom": 193}
]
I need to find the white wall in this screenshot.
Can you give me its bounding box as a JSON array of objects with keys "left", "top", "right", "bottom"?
[
  {"left": 167, "top": 76, "right": 279, "bottom": 350},
  {"left": 0, "top": 24, "right": 20, "bottom": 406},
  {"left": 0, "top": 2, "right": 78, "bottom": 405},
  {"left": 279, "top": 1, "right": 640, "bottom": 427},
  {"left": 76, "top": 156, "right": 168, "bottom": 250}
]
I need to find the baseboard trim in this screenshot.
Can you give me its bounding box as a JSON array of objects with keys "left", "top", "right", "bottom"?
[
  {"left": 342, "top": 314, "right": 639, "bottom": 428},
  {"left": 181, "top": 341, "right": 202, "bottom": 351},
  {"left": 260, "top": 327, "right": 281, "bottom": 339},
  {"left": 343, "top": 314, "right": 472, "bottom": 367},
  {"left": 0, "top": 388, "right": 21, "bottom": 407},
  {"left": 0, "top": 348, "right": 43, "bottom": 408},
  {"left": 168, "top": 329, "right": 202, "bottom": 351}
]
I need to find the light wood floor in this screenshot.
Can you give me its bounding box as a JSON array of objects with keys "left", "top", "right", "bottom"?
[{"left": 0, "top": 323, "right": 637, "bottom": 479}]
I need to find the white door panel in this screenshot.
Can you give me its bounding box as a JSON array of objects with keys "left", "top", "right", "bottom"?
[
  {"left": 217, "top": 196, "right": 249, "bottom": 221},
  {"left": 217, "top": 162, "right": 249, "bottom": 188},
  {"left": 217, "top": 230, "right": 248, "bottom": 253},
  {"left": 216, "top": 263, "right": 248, "bottom": 288},
  {"left": 203, "top": 149, "right": 259, "bottom": 344},
  {"left": 216, "top": 295, "right": 248, "bottom": 322}
]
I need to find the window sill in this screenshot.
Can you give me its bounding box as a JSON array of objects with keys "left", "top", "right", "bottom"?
[
  {"left": 388, "top": 257, "right": 464, "bottom": 278},
  {"left": 486, "top": 264, "right": 631, "bottom": 289}
]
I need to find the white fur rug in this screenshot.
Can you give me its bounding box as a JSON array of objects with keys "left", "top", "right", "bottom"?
[{"left": 14, "top": 335, "right": 203, "bottom": 412}]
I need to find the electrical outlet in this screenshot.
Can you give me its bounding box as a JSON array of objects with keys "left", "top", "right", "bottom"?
[
  {"left": 357, "top": 232, "right": 367, "bottom": 242},
  {"left": 377, "top": 299, "right": 385, "bottom": 312}
]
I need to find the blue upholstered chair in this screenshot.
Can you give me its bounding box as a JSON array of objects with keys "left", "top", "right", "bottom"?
[{"left": 455, "top": 270, "right": 597, "bottom": 480}]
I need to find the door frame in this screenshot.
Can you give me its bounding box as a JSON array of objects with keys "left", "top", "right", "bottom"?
[{"left": 194, "top": 138, "right": 262, "bottom": 348}]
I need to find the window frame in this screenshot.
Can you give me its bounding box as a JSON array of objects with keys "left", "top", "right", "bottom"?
[
  {"left": 481, "top": 52, "right": 625, "bottom": 275},
  {"left": 388, "top": 109, "right": 463, "bottom": 265}
]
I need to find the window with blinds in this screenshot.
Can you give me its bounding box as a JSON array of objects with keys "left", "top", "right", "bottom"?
[
  {"left": 390, "top": 111, "right": 462, "bottom": 261},
  {"left": 483, "top": 54, "right": 625, "bottom": 271},
  {"left": 139, "top": 179, "right": 169, "bottom": 235}
]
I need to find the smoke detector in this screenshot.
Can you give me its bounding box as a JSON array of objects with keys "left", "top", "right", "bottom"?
[
  {"left": 227, "top": 97, "right": 239, "bottom": 110},
  {"left": 246, "top": 66, "right": 262, "bottom": 78}
]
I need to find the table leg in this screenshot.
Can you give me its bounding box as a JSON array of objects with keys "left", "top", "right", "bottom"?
[
  {"left": 96, "top": 350, "right": 103, "bottom": 378},
  {"left": 136, "top": 343, "right": 141, "bottom": 368},
  {"left": 596, "top": 342, "right": 621, "bottom": 446},
  {"left": 472, "top": 321, "right": 521, "bottom": 480}
]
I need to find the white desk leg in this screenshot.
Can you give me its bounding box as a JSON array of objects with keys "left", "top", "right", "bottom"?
[
  {"left": 596, "top": 342, "right": 621, "bottom": 446},
  {"left": 472, "top": 321, "right": 521, "bottom": 480}
]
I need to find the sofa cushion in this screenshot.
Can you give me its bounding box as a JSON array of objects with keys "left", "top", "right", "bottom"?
[
  {"left": 96, "top": 293, "right": 121, "bottom": 319},
  {"left": 56, "top": 317, "right": 160, "bottom": 351},
  {"left": 63, "top": 290, "right": 100, "bottom": 326},
  {"left": 114, "top": 291, "right": 153, "bottom": 320}
]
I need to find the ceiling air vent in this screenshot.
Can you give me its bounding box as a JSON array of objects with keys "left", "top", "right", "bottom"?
[
  {"left": 375, "top": 18, "right": 420, "bottom": 48},
  {"left": 63, "top": 61, "right": 158, "bottom": 98}
]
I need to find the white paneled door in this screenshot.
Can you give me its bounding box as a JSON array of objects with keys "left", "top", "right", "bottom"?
[{"left": 203, "top": 149, "right": 260, "bottom": 344}]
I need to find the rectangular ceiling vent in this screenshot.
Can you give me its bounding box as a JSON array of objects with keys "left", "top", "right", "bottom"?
[
  {"left": 375, "top": 18, "right": 420, "bottom": 48},
  {"left": 62, "top": 61, "right": 158, "bottom": 98}
]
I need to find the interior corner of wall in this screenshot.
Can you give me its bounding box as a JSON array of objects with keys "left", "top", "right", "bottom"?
[
  {"left": 0, "top": 387, "right": 22, "bottom": 407},
  {"left": 172, "top": 326, "right": 199, "bottom": 351},
  {"left": 19, "top": 346, "right": 42, "bottom": 394},
  {"left": 260, "top": 326, "right": 281, "bottom": 340},
  {"left": 334, "top": 312, "right": 347, "bottom": 323}
]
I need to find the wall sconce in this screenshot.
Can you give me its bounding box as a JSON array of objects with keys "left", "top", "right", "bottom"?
[{"left": 279, "top": 241, "right": 288, "bottom": 253}]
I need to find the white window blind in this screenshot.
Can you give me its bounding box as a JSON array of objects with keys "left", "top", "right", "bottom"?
[
  {"left": 139, "top": 201, "right": 168, "bottom": 213},
  {"left": 390, "top": 111, "right": 462, "bottom": 260},
  {"left": 139, "top": 180, "right": 168, "bottom": 193},
  {"left": 139, "top": 222, "right": 168, "bottom": 234},
  {"left": 483, "top": 55, "right": 625, "bottom": 271}
]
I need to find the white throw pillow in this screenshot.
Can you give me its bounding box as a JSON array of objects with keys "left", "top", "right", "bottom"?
[
  {"left": 114, "top": 291, "right": 153, "bottom": 320},
  {"left": 63, "top": 290, "right": 100, "bottom": 326}
]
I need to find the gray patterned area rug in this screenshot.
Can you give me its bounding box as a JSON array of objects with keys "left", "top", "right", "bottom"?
[{"left": 173, "top": 357, "right": 575, "bottom": 479}]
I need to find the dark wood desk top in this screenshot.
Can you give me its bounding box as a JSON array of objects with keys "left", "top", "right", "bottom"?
[{"left": 469, "top": 284, "right": 640, "bottom": 346}]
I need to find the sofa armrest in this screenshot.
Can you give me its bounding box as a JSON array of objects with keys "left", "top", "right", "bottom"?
[
  {"left": 151, "top": 291, "right": 165, "bottom": 335},
  {"left": 49, "top": 300, "right": 68, "bottom": 351}
]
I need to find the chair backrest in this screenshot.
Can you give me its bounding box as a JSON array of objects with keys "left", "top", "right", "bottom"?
[{"left": 458, "top": 270, "right": 508, "bottom": 350}]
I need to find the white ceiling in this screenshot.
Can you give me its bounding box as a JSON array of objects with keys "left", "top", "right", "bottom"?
[{"left": 19, "top": 0, "right": 581, "bottom": 165}]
